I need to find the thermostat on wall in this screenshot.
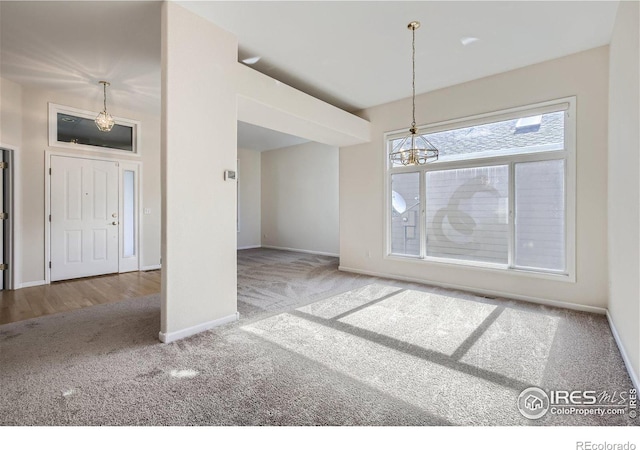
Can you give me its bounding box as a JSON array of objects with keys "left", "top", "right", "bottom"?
[{"left": 224, "top": 170, "right": 236, "bottom": 181}]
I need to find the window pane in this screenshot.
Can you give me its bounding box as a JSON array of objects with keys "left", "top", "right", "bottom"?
[
  {"left": 57, "top": 112, "right": 134, "bottom": 152},
  {"left": 123, "top": 170, "right": 135, "bottom": 258},
  {"left": 391, "top": 172, "right": 420, "bottom": 256},
  {"left": 423, "top": 110, "right": 564, "bottom": 162},
  {"left": 515, "top": 160, "right": 565, "bottom": 271},
  {"left": 388, "top": 139, "right": 406, "bottom": 168},
  {"left": 426, "top": 165, "right": 509, "bottom": 264}
]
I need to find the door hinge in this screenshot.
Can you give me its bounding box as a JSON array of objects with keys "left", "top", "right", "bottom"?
[
  {"left": 0, "top": 212, "right": 7, "bottom": 220},
  {"left": 0, "top": 161, "right": 7, "bottom": 169},
  {"left": 49, "top": 261, "right": 52, "bottom": 269},
  {"left": 49, "top": 168, "right": 52, "bottom": 175},
  {"left": 49, "top": 214, "right": 51, "bottom": 222},
  {"left": 0, "top": 264, "right": 7, "bottom": 270}
]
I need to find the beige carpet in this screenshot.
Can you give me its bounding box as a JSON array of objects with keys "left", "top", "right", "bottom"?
[{"left": 0, "top": 248, "right": 636, "bottom": 425}]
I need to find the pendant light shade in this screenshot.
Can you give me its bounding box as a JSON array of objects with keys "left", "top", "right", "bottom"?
[
  {"left": 95, "top": 81, "right": 115, "bottom": 132},
  {"left": 389, "top": 21, "right": 439, "bottom": 166},
  {"left": 393, "top": 127, "right": 439, "bottom": 165}
]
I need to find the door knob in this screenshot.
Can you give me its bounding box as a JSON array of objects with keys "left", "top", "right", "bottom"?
[{"left": 112, "top": 221, "right": 119, "bottom": 225}]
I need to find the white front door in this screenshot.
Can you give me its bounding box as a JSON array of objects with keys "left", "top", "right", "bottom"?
[{"left": 50, "top": 156, "right": 119, "bottom": 281}]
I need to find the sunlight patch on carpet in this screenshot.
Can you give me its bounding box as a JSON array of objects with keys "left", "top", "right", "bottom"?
[
  {"left": 169, "top": 369, "right": 199, "bottom": 379},
  {"left": 62, "top": 389, "right": 75, "bottom": 397},
  {"left": 459, "top": 308, "right": 560, "bottom": 386},
  {"left": 336, "top": 288, "right": 497, "bottom": 355},
  {"left": 243, "top": 311, "right": 520, "bottom": 425},
  {"left": 297, "top": 284, "right": 404, "bottom": 319},
  {"left": 241, "top": 284, "right": 553, "bottom": 425}
]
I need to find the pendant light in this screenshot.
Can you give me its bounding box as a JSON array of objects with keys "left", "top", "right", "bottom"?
[
  {"left": 389, "top": 21, "right": 439, "bottom": 166},
  {"left": 95, "top": 81, "right": 115, "bottom": 132}
]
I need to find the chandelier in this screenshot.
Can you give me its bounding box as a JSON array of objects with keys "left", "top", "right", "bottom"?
[
  {"left": 95, "top": 81, "right": 115, "bottom": 132},
  {"left": 389, "top": 21, "right": 439, "bottom": 166}
]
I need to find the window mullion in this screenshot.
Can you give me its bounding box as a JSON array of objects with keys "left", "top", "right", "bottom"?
[
  {"left": 420, "top": 168, "right": 427, "bottom": 259},
  {"left": 508, "top": 162, "right": 516, "bottom": 269},
  {"left": 387, "top": 174, "right": 392, "bottom": 256}
]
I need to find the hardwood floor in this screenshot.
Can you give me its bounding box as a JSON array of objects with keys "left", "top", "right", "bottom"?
[{"left": 0, "top": 270, "right": 161, "bottom": 325}]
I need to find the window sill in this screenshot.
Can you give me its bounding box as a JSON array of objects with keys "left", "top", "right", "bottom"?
[{"left": 384, "top": 254, "right": 576, "bottom": 283}]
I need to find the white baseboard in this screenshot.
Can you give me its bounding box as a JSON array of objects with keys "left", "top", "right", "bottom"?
[
  {"left": 606, "top": 311, "right": 639, "bottom": 391},
  {"left": 338, "top": 265, "right": 608, "bottom": 315},
  {"left": 262, "top": 245, "right": 339, "bottom": 258},
  {"left": 140, "top": 264, "right": 161, "bottom": 271},
  {"left": 237, "top": 245, "right": 261, "bottom": 250},
  {"left": 19, "top": 280, "right": 47, "bottom": 289},
  {"left": 158, "top": 312, "right": 239, "bottom": 344}
]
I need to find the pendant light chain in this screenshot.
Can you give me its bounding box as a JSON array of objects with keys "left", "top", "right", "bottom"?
[
  {"left": 411, "top": 24, "right": 416, "bottom": 130},
  {"left": 103, "top": 82, "right": 108, "bottom": 112},
  {"left": 388, "top": 21, "right": 439, "bottom": 166}
]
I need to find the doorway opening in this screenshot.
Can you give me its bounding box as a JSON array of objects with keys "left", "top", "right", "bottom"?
[{"left": 0, "top": 148, "right": 15, "bottom": 290}]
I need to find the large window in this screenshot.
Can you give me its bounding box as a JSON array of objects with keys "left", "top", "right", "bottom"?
[{"left": 386, "top": 98, "right": 575, "bottom": 279}]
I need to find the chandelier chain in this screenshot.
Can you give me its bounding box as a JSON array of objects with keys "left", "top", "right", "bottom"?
[
  {"left": 411, "top": 24, "right": 416, "bottom": 129},
  {"left": 103, "top": 82, "right": 108, "bottom": 112},
  {"left": 388, "top": 21, "right": 439, "bottom": 166}
]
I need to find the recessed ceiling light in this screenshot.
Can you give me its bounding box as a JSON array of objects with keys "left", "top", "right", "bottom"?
[
  {"left": 242, "top": 56, "right": 261, "bottom": 65},
  {"left": 460, "top": 37, "right": 480, "bottom": 46}
]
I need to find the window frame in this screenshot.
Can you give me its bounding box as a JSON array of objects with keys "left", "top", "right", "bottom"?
[
  {"left": 383, "top": 96, "right": 576, "bottom": 282},
  {"left": 48, "top": 103, "right": 142, "bottom": 156}
]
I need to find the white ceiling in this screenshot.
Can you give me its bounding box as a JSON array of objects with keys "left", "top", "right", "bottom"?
[
  {"left": 0, "top": 1, "right": 162, "bottom": 114},
  {"left": 181, "top": 0, "right": 620, "bottom": 112},
  {"left": 0, "top": 1, "right": 620, "bottom": 149},
  {"left": 238, "top": 121, "right": 309, "bottom": 152}
]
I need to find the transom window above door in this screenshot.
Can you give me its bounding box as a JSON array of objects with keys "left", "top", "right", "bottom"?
[{"left": 49, "top": 103, "right": 141, "bottom": 155}]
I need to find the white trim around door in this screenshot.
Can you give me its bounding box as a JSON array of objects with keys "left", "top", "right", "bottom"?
[{"left": 44, "top": 151, "right": 142, "bottom": 284}]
